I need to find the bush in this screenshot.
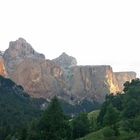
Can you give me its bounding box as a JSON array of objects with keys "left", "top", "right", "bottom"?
[
  {"left": 133, "top": 116, "right": 140, "bottom": 133},
  {"left": 103, "top": 127, "right": 117, "bottom": 140}
]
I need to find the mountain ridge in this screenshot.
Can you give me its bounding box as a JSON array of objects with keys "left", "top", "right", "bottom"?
[{"left": 0, "top": 38, "right": 136, "bottom": 105}]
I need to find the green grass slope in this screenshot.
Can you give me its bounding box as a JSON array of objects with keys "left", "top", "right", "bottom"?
[
  {"left": 78, "top": 129, "right": 104, "bottom": 140},
  {"left": 78, "top": 127, "right": 140, "bottom": 140}
]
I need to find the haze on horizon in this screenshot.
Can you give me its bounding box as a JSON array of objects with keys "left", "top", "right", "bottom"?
[{"left": 0, "top": 0, "right": 140, "bottom": 77}]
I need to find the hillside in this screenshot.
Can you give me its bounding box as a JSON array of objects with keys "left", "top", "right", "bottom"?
[
  {"left": 78, "top": 79, "right": 140, "bottom": 140},
  {"left": 0, "top": 76, "right": 44, "bottom": 139}
]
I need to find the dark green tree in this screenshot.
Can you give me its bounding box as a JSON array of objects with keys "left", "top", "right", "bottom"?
[
  {"left": 103, "top": 104, "right": 120, "bottom": 136},
  {"left": 103, "top": 104, "right": 119, "bottom": 126},
  {"left": 38, "top": 96, "right": 71, "bottom": 140},
  {"left": 72, "top": 113, "right": 90, "bottom": 139},
  {"left": 19, "top": 127, "right": 27, "bottom": 140},
  {"left": 123, "top": 99, "right": 139, "bottom": 118},
  {"left": 133, "top": 116, "right": 140, "bottom": 133}
]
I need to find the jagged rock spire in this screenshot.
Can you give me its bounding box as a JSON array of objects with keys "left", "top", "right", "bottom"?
[{"left": 52, "top": 52, "right": 77, "bottom": 68}]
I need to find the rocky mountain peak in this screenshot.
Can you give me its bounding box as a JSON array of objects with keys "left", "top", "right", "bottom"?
[
  {"left": 3, "top": 38, "right": 45, "bottom": 75},
  {"left": 61, "top": 52, "right": 70, "bottom": 57},
  {"left": 5, "top": 38, "right": 45, "bottom": 60},
  {"left": 52, "top": 52, "right": 77, "bottom": 68}
]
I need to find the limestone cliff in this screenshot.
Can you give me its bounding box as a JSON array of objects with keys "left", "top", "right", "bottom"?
[
  {"left": 12, "top": 58, "right": 64, "bottom": 98},
  {"left": 63, "top": 65, "right": 121, "bottom": 103}
]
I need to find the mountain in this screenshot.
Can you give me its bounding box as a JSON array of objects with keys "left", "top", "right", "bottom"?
[{"left": 0, "top": 38, "right": 136, "bottom": 108}]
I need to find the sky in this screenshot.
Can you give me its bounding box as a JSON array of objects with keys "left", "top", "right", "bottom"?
[{"left": 0, "top": 0, "right": 140, "bottom": 77}]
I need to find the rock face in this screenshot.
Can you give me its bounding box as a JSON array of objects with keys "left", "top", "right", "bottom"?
[
  {"left": 3, "top": 38, "right": 45, "bottom": 76},
  {"left": 9, "top": 58, "right": 64, "bottom": 98},
  {"left": 0, "top": 52, "right": 7, "bottom": 76},
  {"left": 114, "top": 72, "right": 136, "bottom": 91},
  {"left": 52, "top": 52, "right": 77, "bottom": 68},
  {"left": 63, "top": 65, "right": 120, "bottom": 103},
  {"left": 2, "top": 38, "right": 137, "bottom": 104}
]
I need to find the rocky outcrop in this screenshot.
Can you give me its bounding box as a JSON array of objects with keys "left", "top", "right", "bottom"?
[
  {"left": 3, "top": 38, "right": 45, "bottom": 76},
  {"left": 2, "top": 38, "right": 137, "bottom": 104},
  {"left": 52, "top": 52, "right": 77, "bottom": 68},
  {"left": 114, "top": 72, "right": 136, "bottom": 91},
  {"left": 63, "top": 65, "right": 121, "bottom": 103},
  {"left": 0, "top": 52, "right": 7, "bottom": 76},
  {"left": 12, "top": 58, "right": 64, "bottom": 98}
]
